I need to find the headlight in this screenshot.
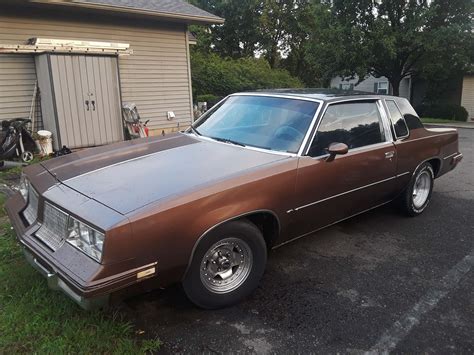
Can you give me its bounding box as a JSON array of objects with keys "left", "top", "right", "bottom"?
[
  {"left": 67, "top": 216, "right": 105, "bottom": 262},
  {"left": 19, "top": 174, "right": 29, "bottom": 201}
]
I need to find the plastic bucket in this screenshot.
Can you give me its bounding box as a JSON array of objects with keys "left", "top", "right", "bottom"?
[{"left": 36, "top": 130, "right": 53, "bottom": 155}]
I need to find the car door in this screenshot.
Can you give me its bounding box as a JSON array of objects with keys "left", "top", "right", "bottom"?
[{"left": 288, "top": 100, "right": 398, "bottom": 239}]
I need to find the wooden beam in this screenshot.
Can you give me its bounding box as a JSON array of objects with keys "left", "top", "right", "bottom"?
[{"left": 0, "top": 44, "right": 133, "bottom": 56}]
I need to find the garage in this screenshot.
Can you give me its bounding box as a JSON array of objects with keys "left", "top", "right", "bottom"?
[{"left": 0, "top": 0, "right": 223, "bottom": 150}]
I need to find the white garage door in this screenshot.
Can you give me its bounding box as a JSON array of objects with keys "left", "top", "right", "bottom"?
[
  {"left": 0, "top": 54, "right": 36, "bottom": 121},
  {"left": 461, "top": 76, "right": 474, "bottom": 120}
]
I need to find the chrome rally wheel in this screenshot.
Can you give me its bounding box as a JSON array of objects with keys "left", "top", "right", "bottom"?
[
  {"left": 398, "top": 162, "right": 435, "bottom": 216},
  {"left": 412, "top": 170, "right": 432, "bottom": 208},
  {"left": 183, "top": 220, "right": 267, "bottom": 309},
  {"left": 200, "top": 238, "right": 253, "bottom": 294}
]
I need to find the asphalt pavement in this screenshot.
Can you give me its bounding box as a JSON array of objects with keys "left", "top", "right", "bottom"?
[{"left": 123, "top": 128, "right": 474, "bottom": 354}]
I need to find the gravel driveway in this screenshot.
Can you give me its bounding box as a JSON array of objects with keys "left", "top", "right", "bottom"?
[{"left": 123, "top": 128, "right": 473, "bottom": 354}]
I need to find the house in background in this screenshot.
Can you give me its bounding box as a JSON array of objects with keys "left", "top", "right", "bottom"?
[
  {"left": 0, "top": 0, "right": 223, "bottom": 150},
  {"left": 331, "top": 73, "right": 474, "bottom": 120},
  {"left": 330, "top": 75, "right": 411, "bottom": 101}
]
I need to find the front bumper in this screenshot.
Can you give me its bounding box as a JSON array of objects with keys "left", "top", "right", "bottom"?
[
  {"left": 22, "top": 247, "right": 109, "bottom": 310},
  {"left": 5, "top": 188, "right": 156, "bottom": 311},
  {"left": 5, "top": 190, "right": 110, "bottom": 310}
]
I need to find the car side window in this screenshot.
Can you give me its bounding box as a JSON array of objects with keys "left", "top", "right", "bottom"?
[
  {"left": 308, "top": 101, "right": 385, "bottom": 157},
  {"left": 386, "top": 100, "right": 409, "bottom": 138}
]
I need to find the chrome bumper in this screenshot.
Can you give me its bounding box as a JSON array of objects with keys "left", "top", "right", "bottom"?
[
  {"left": 453, "top": 153, "right": 463, "bottom": 164},
  {"left": 23, "top": 248, "right": 109, "bottom": 310}
]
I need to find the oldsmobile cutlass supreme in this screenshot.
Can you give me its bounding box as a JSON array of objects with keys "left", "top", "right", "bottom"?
[{"left": 6, "top": 89, "right": 463, "bottom": 310}]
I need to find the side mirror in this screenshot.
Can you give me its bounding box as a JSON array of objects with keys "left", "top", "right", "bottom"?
[{"left": 326, "top": 142, "right": 348, "bottom": 162}]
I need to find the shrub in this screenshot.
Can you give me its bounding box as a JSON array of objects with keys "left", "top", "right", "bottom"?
[
  {"left": 196, "top": 94, "right": 220, "bottom": 105},
  {"left": 416, "top": 103, "right": 468, "bottom": 122},
  {"left": 191, "top": 51, "right": 303, "bottom": 99}
]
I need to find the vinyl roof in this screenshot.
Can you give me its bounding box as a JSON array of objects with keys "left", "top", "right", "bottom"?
[{"left": 243, "top": 88, "right": 398, "bottom": 102}]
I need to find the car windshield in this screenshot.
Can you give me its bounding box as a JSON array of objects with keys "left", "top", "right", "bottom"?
[{"left": 193, "top": 95, "right": 319, "bottom": 154}]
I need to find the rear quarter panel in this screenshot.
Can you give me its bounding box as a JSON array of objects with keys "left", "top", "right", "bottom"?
[{"left": 394, "top": 126, "right": 459, "bottom": 190}]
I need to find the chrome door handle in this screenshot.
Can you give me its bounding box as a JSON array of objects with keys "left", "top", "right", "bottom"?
[{"left": 385, "top": 151, "right": 395, "bottom": 159}]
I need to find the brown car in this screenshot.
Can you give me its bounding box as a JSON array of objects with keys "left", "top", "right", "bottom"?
[{"left": 6, "top": 90, "right": 463, "bottom": 310}]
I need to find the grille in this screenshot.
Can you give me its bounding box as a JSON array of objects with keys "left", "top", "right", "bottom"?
[
  {"left": 35, "top": 202, "right": 68, "bottom": 251},
  {"left": 23, "top": 185, "right": 39, "bottom": 225}
]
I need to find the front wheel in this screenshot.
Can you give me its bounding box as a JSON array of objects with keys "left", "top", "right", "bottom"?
[
  {"left": 183, "top": 220, "right": 267, "bottom": 309},
  {"left": 399, "top": 162, "right": 434, "bottom": 216}
]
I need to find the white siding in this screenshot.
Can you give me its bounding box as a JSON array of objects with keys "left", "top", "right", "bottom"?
[
  {"left": 0, "top": 11, "right": 193, "bottom": 131},
  {"left": 461, "top": 75, "right": 474, "bottom": 120}
]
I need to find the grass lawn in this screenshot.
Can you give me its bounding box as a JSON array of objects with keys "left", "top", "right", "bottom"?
[
  {"left": 0, "top": 190, "right": 161, "bottom": 353},
  {"left": 420, "top": 117, "right": 462, "bottom": 124}
]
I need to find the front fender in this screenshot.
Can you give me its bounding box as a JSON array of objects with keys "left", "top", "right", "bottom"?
[{"left": 126, "top": 161, "right": 297, "bottom": 287}]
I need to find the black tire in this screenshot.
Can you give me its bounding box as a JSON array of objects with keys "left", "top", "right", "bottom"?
[
  {"left": 183, "top": 220, "right": 267, "bottom": 309},
  {"left": 398, "top": 162, "right": 434, "bottom": 217}
]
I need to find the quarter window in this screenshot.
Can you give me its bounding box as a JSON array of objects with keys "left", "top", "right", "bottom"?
[
  {"left": 308, "top": 102, "right": 385, "bottom": 157},
  {"left": 386, "top": 100, "right": 409, "bottom": 138}
]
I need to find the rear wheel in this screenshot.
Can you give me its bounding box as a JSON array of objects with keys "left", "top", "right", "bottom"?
[
  {"left": 399, "top": 162, "right": 434, "bottom": 216},
  {"left": 183, "top": 220, "right": 267, "bottom": 309}
]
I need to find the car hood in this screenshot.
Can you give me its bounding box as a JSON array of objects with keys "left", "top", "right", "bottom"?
[{"left": 40, "top": 133, "right": 287, "bottom": 214}]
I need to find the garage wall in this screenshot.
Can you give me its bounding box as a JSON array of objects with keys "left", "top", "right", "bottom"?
[
  {"left": 461, "top": 75, "right": 474, "bottom": 120},
  {"left": 0, "top": 54, "right": 37, "bottom": 121},
  {"left": 0, "top": 8, "right": 193, "bottom": 132}
]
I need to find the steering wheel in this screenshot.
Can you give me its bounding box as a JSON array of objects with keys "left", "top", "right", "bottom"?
[{"left": 273, "top": 125, "right": 304, "bottom": 142}]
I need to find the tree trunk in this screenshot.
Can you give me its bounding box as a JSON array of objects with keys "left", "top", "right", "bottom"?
[
  {"left": 390, "top": 77, "right": 401, "bottom": 96},
  {"left": 268, "top": 49, "right": 276, "bottom": 69}
]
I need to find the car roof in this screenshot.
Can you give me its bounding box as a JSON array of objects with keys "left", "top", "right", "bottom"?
[{"left": 236, "top": 88, "right": 401, "bottom": 103}]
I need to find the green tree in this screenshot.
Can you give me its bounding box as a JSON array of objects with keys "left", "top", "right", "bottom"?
[
  {"left": 305, "top": 0, "right": 473, "bottom": 96},
  {"left": 259, "top": 0, "right": 317, "bottom": 75},
  {"left": 280, "top": 0, "right": 322, "bottom": 86},
  {"left": 259, "top": 0, "right": 293, "bottom": 68},
  {"left": 189, "top": 0, "right": 305, "bottom": 95},
  {"left": 190, "top": 0, "right": 263, "bottom": 58},
  {"left": 191, "top": 51, "right": 303, "bottom": 98},
  {"left": 417, "top": 0, "right": 474, "bottom": 101}
]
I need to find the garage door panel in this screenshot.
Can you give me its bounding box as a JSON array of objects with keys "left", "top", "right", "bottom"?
[{"left": 48, "top": 54, "right": 122, "bottom": 148}]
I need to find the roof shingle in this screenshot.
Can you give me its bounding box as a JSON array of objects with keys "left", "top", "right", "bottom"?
[{"left": 65, "top": 0, "right": 223, "bottom": 23}]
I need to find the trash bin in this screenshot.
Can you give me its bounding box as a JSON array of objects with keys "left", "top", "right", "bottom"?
[{"left": 36, "top": 130, "right": 53, "bottom": 155}]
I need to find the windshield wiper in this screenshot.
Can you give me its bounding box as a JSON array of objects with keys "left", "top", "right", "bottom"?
[{"left": 209, "top": 136, "right": 246, "bottom": 147}]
